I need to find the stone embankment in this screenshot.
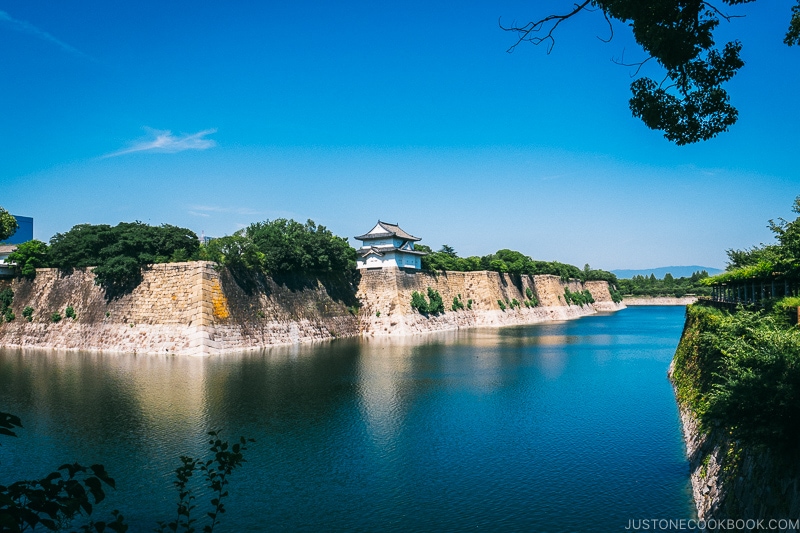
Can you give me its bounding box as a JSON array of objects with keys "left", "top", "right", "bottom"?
[
  {"left": 670, "top": 325, "right": 800, "bottom": 525},
  {"left": 623, "top": 296, "right": 698, "bottom": 306},
  {"left": 357, "top": 269, "right": 621, "bottom": 336},
  {"left": 672, "top": 382, "right": 800, "bottom": 524},
  {"left": 0, "top": 263, "right": 624, "bottom": 356}
]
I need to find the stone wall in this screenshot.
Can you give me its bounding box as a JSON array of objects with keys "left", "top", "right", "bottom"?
[
  {"left": 672, "top": 383, "right": 800, "bottom": 524},
  {"left": 624, "top": 296, "right": 698, "bottom": 306},
  {"left": 356, "top": 269, "right": 622, "bottom": 336},
  {"left": 0, "top": 263, "right": 624, "bottom": 355},
  {"left": 0, "top": 262, "right": 219, "bottom": 356}
]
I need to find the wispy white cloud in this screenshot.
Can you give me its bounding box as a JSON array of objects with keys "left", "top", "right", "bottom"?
[
  {"left": 105, "top": 128, "right": 217, "bottom": 157},
  {"left": 0, "top": 10, "right": 93, "bottom": 60}
]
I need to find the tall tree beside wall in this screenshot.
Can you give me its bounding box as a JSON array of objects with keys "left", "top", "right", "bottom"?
[{"left": 0, "top": 206, "right": 18, "bottom": 241}]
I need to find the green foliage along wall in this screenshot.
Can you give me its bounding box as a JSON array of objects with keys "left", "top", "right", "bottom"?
[
  {"left": 410, "top": 287, "right": 445, "bottom": 315},
  {"left": 673, "top": 304, "right": 800, "bottom": 454}
]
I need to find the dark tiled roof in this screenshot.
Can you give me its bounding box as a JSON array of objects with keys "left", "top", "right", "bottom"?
[
  {"left": 355, "top": 220, "right": 421, "bottom": 241},
  {"left": 357, "top": 245, "right": 427, "bottom": 257}
]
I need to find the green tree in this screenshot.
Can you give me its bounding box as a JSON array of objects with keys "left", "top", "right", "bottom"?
[
  {"left": 410, "top": 291, "right": 429, "bottom": 313},
  {"left": 768, "top": 196, "right": 800, "bottom": 274},
  {"left": 0, "top": 207, "right": 19, "bottom": 242},
  {"left": 426, "top": 287, "right": 445, "bottom": 314},
  {"left": 204, "top": 234, "right": 265, "bottom": 271},
  {"left": 439, "top": 244, "right": 457, "bottom": 257},
  {"left": 245, "top": 219, "right": 355, "bottom": 274},
  {"left": 504, "top": 1, "right": 800, "bottom": 144},
  {"left": 6, "top": 240, "right": 49, "bottom": 279},
  {"left": 48, "top": 222, "right": 201, "bottom": 297},
  {"left": 725, "top": 245, "right": 781, "bottom": 270}
]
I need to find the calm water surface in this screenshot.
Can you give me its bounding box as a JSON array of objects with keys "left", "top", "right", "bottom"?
[{"left": 0, "top": 306, "right": 695, "bottom": 531}]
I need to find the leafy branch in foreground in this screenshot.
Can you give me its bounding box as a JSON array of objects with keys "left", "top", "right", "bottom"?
[
  {"left": 156, "top": 431, "right": 254, "bottom": 533},
  {"left": 1, "top": 412, "right": 253, "bottom": 533},
  {"left": 0, "top": 411, "right": 127, "bottom": 533}
]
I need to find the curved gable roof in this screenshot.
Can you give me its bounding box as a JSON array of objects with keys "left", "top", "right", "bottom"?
[{"left": 355, "top": 220, "right": 421, "bottom": 241}]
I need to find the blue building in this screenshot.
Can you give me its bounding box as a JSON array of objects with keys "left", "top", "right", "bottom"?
[{"left": 2, "top": 215, "right": 33, "bottom": 244}]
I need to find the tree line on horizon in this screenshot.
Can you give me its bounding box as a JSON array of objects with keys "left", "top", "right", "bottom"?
[{"left": 617, "top": 271, "right": 712, "bottom": 298}]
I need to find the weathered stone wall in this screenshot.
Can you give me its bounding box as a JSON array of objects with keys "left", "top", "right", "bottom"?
[
  {"left": 672, "top": 383, "right": 800, "bottom": 525},
  {"left": 0, "top": 263, "right": 361, "bottom": 356},
  {"left": 0, "top": 263, "right": 624, "bottom": 355},
  {"left": 624, "top": 296, "right": 698, "bottom": 306},
  {"left": 206, "top": 268, "right": 360, "bottom": 352},
  {"left": 356, "top": 269, "right": 624, "bottom": 337},
  {"left": 0, "top": 262, "right": 223, "bottom": 356}
]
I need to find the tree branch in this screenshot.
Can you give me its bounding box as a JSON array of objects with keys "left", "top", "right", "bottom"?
[
  {"left": 702, "top": 1, "right": 745, "bottom": 23},
  {"left": 597, "top": 8, "right": 614, "bottom": 43},
  {"left": 611, "top": 51, "right": 654, "bottom": 78},
  {"left": 500, "top": 1, "right": 593, "bottom": 54}
]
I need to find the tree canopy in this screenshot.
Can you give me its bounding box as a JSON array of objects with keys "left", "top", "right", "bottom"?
[
  {"left": 46, "top": 222, "right": 200, "bottom": 297},
  {"left": 6, "top": 240, "right": 49, "bottom": 279},
  {"left": 707, "top": 196, "right": 800, "bottom": 284},
  {"left": 204, "top": 219, "right": 357, "bottom": 276},
  {"left": 0, "top": 206, "right": 18, "bottom": 242},
  {"left": 617, "top": 270, "right": 711, "bottom": 297},
  {"left": 504, "top": 0, "right": 800, "bottom": 144}
]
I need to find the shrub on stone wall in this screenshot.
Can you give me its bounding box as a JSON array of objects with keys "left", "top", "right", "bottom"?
[
  {"left": 564, "top": 288, "right": 595, "bottom": 307},
  {"left": 0, "top": 288, "right": 13, "bottom": 323},
  {"left": 410, "top": 288, "right": 444, "bottom": 315},
  {"left": 426, "top": 288, "right": 444, "bottom": 315},
  {"left": 51, "top": 311, "right": 62, "bottom": 323},
  {"left": 411, "top": 291, "right": 429, "bottom": 314},
  {"left": 609, "top": 285, "right": 624, "bottom": 303},
  {"left": 674, "top": 304, "right": 800, "bottom": 454}
]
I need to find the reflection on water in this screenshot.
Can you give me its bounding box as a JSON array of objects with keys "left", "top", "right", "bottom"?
[{"left": 0, "top": 307, "right": 695, "bottom": 531}]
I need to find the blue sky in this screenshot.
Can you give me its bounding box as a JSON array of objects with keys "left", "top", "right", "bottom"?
[{"left": 1, "top": 1, "right": 798, "bottom": 270}]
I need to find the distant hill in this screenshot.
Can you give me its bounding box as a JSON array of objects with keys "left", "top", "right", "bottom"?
[{"left": 611, "top": 266, "right": 724, "bottom": 279}]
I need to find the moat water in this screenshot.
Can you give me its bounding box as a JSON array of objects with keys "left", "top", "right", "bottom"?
[{"left": 0, "top": 306, "right": 695, "bottom": 531}]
